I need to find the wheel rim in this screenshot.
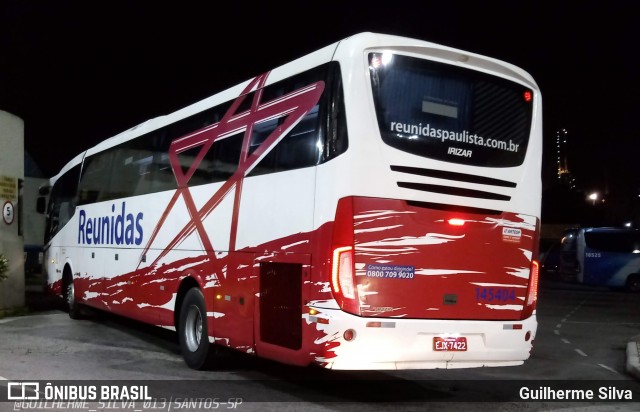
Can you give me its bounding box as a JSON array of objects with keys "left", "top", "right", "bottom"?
[
  {"left": 67, "top": 282, "right": 75, "bottom": 310},
  {"left": 185, "top": 304, "right": 203, "bottom": 352}
]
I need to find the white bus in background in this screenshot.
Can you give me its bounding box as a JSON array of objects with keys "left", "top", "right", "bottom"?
[{"left": 39, "top": 32, "right": 542, "bottom": 370}]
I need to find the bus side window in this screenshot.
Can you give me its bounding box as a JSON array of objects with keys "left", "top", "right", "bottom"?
[
  {"left": 167, "top": 102, "right": 240, "bottom": 188},
  {"left": 248, "top": 107, "right": 320, "bottom": 177},
  {"left": 135, "top": 132, "right": 174, "bottom": 194},
  {"left": 78, "top": 152, "right": 113, "bottom": 204},
  {"left": 204, "top": 132, "right": 243, "bottom": 183},
  {"left": 247, "top": 64, "right": 335, "bottom": 177},
  {"left": 324, "top": 64, "right": 348, "bottom": 162},
  {"left": 145, "top": 152, "right": 175, "bottom": 193},
  {"left": 45, "top": 164, "right": 80, "bottom": 243},
  {"left": 109, "top": 147, "right": 149, "bottom": 199},
  {"left": 57, "top": 200, "right": 74, "bottom": 228}
]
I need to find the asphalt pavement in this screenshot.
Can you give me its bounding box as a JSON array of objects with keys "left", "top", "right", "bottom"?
[
  {"left": 627, "top": 338, "right": 640, "bottom": 380},
  {"left": 539, "top": 276, "right": 640, "bottom": 381}
]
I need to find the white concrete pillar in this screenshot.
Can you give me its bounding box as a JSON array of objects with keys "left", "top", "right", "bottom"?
[{"left": 0, "top": 110, "right": 25, "bottom": 310}]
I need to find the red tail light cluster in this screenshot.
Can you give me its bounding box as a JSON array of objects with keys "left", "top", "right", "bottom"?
[
  {"left": 330, "top": 197, "right": 360, "bottom": 315},
  {"left": 521, "top": 260, "right": 539, "bottom": 319}
]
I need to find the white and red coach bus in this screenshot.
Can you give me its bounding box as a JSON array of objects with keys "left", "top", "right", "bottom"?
[{"left": 39, "top": 32, "right": 542, "bottom": 370}]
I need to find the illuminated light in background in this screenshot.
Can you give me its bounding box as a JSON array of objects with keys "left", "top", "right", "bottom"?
[
  {"left": 524, "top": 90, "right": 532, "bottom": 102},
  {"left": 370, "top": 52, "right": 393, "bottom": 69},
  {"left": 370, "top": 54, "right": 382, "bottom": 69},
  {"left": 381, "top": 52, "right": 393, "bottom": 65}
]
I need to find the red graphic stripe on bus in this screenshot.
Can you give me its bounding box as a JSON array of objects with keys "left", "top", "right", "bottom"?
[
  {"left": 75, "top": 222, "right": 338, "bottom": 361},
  {"left": 139, "top": 73, "right": 325, "bottom": 268}
]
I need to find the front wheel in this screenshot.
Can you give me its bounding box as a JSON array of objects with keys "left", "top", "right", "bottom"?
[{"left": 179, "top": 288, "right": 215, "bottom": 369}]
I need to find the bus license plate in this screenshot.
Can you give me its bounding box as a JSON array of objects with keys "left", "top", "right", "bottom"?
[{"left": 434, "top": 336, "right": 467, "bottom": 351}]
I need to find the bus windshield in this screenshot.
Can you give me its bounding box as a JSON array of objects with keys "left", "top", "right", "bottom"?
[
  {"left": 584, "top": 230, "right": 640, "bottom": 253},
  {"left": 369, "top": 53, "right": 533, "bottom": 167}
]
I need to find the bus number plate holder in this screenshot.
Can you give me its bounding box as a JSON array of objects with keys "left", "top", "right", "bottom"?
[{"left": 433, "top": 336, "right": 467, "bottom": 351}]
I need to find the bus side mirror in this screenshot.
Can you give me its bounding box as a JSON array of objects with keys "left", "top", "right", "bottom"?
[{"left": 36, "top": 197, "right": 47, "bottom": 214}]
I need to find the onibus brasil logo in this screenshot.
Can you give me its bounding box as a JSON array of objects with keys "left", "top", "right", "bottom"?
[
  {"left": 6, "top": 381, "right": 244, "bottom": 410},
  {"left": 6, "top": 382, "right": 150, "bottom": 401}
]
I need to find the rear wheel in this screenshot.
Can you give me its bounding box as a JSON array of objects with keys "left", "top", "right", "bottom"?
[
  {"left": 179, "top": 288, "right": 215, "bottom": 369},
  {"left": 626, "top": 274, "right": 640, "bottom": 292}
]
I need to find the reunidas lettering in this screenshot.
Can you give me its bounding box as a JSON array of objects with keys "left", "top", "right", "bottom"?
[{"left": 78, "top": 202, "right": 143, "bottom": 245}]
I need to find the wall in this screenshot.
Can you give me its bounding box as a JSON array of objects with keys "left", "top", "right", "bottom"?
[{"left": 0, "top": 110, "right": 25, "bottom": 310}]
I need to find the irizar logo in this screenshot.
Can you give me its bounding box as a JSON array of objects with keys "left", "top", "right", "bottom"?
[
  {"left": 78, "top": 202, "right": 143, "bottom": 245},
  {"left": 447, "top": 146, "right": 472, "bottom": 157}
]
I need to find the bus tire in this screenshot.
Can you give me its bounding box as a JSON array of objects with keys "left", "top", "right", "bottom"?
[
  {"left": 626, "top": 274, "right": 640, "bottom": 293},
  {"left": 179, "top": 287, "right": 215, "bottom": 369},
  {"left": 64, "top": 274, "right": 82, "bottom": 320}
]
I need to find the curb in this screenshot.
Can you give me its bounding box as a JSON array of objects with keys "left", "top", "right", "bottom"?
[
  {"left": 626, "top": 337, "right": 640, "bottom": 380},
  {"left": 0, "top": 306, "right": 30, "bottom": 319}
]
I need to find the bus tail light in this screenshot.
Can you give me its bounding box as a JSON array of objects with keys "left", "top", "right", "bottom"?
[
  {"left": 331, "top": 245, "right": 360, "bottom": 315},
  {"left": 448, "top": 218, "right": 465, "bottom": 226},
  {"left": 331, "top": 197, "right": 360, "bottom": 315},
  {"left": 332, "top": 246, "right": 355, "bottom": 298},
  {"left": 521, "top": 260, "right": 539, "bottom": 319}
]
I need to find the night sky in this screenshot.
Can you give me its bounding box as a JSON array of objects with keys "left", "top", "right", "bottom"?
[{"left": 1, "top": 2, "right": 638, "bottom": 208}]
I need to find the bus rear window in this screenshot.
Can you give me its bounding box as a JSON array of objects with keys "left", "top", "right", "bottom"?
[{"left": 369, "top": 53, "right": 533, "bottom": 167}]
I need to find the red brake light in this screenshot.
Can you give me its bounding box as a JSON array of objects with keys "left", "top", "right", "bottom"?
[
  {"left": 521, "top": 260, "right": 539, "bottom": 320},
  {"left": 527, "top": 260, "right": 539, "bottom": 306},
  {"left": 330, "top": 197, "right": 360, "bottom": 315},
  {"left": 332, "top": 246, "right": 354, "bottom": 298},
  {"left": 448, "top": 218, "right": 465, "bottom": 226},
  {"left": 524, "top": 91, "right": 532, "bottom": 102}
]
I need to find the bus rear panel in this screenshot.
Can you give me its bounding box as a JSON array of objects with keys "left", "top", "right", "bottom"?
[{"left": 305, "top": 39, "right": 541, "bottom": 369}]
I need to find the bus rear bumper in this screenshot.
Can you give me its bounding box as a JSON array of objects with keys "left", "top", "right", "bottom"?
[{"left": 308, "top": 309, "right": 537, "bottom": 370}]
